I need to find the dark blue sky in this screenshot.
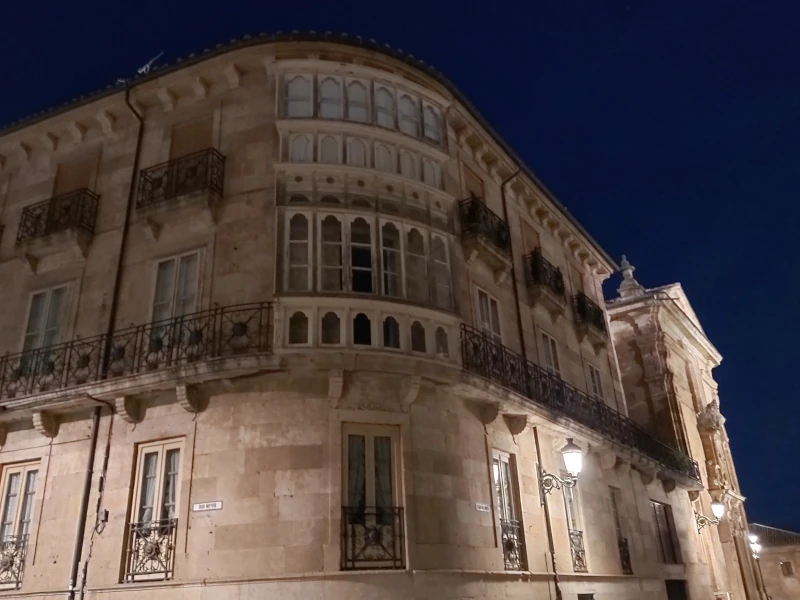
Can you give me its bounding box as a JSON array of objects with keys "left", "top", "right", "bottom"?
[{"left": 2, "top": 1, "right": 797, "bottom": 529}]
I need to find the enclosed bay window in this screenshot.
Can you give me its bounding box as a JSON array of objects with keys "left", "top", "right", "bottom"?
[
  {"left": 347, "top": 138, "right": 368, "bottom": 167},
  {"left": 431, "top": 235, "right": 451, "bottom": 310},
  {"left": 406, "top": 228, "right": 428, "bottom": 303},
  {"left": 423, "top": 105, "right": 442, "bottom": 143},
  {"left": 375, "top": 86, "right": 396, "bottom": 129},
  {"left": 381, "top": 222, "right": 403, "bottom": 297},
  {"left": 398, "top": 94, "right": 420, "bottom": 136},
  {"left": 319, "top": 135, "right": 341, "bottom": 164},
  {"left": 410, "top": 321, "right": 426, "bottom": 352},
  {"left": 375, "top": 143, "right": 395, "bottom": 173},
  {"left": 286, "top": 75, "right": 314, "bottom": 117},
  {"left": 0, "top": 461, "right": 38, "bottom": 588},
  {"left": 320, "top": 215, "right": 344, "bottom": 292},
  {"left": 383, "top": 317, "right": 401, "bottom": 349},
  {"left": 399, "top": 150, "right": 416, "bottom": 179},
  {"left": 318, "top": 76, "right": 342, "bottom": 119},
  {"left": 287, "top": 214, "right": 311, "bottom": 291},
  {"left": 651, "top": 501, "right": 681, "bottom": 564},
  {"left": 477, "top": 288, "right": 502, "bottom": 344},
  {"left": 346, "top": 79, "right": 370, "bottom": 122},
  {"left": 23, "top": 286, "right": 68, "bottom": 352},
  {"left": 541, "top": 332, "right": 561, "bottom": 377},
  {"left": 289, "top": 134, "right": 314, "bottom": 162},
  {"left": 321, "top": 312, "right": 342, "bottom": 345},
  {"left": 350, "top": 218, "right": 374, "bottom": 293}
]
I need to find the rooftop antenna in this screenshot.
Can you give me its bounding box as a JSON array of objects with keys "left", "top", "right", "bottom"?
[{"left": 137, "top": 51, "right": 164, "bottom": 75}]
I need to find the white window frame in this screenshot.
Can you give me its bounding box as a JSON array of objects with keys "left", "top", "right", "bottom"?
[
  {"left": 0, "top": 461, "right": 40, "bottom": 544},
  {"left": 317, "top": 75, "right": 343, "bottom": 119},
  {"left": 422, "top": 158, "right": 441, "bottom": 189},
  {"left": 405, "top": 225, "right": 429, "bottom": 305},
  {"left": 398, "top": 149, "right": 417, "bottom": 180},
  {"left": 318, "top": 134, "right": 342, "bottom": 164},
  {"left": 374, "top": 143, "right": 396, "bottom": 174},
  {"left": 587, "top": 363, "right": 604, "bottom": 400},
  {"left": 374, "top": 85, "right": 397, "bottom": 129},
  {"left": 422, "top": 103, "right": 442, "bottom": 144},
  {"left": 284, "top": 211, "right": 312, "bottom": 292},
  {"left": 348, "top": 214, "right": 376, "bottom": 295},
  {"left": 288, "top": 133, "right": 314, "bottom": 163},
  {"left": 346, "top": 137, "right": 369, "bottom": 168},
  {"left": 319, "top": 310, "right": 344, "bottom": 346},
  {"left": 317, "top": 213, "right": 345, "bottom": 293},
  {"left": 431, "top": 234, "right": 452, "bottom": 310},
  {"left": 21, "top": 284, "right": 70, "bottom": 352},
  {"left": 398, "top": 93, "right": 421, "bottom": 137},
  {"left": 342, "top": 423, "right": 401, "bottom": 507},
  {"left": 150, "top": 250, "right": 202, "bottom": 323},
  {"left": 285, "top": 74, "right": 314, "bottom": 118},
  {"left": 380, "top": 218, "right": 405, "bottom": 299},
  {"left": 609, "top": 486, "right": 624, "bottom": 539},
  {"left": 476, "top": 287, "right": 502, "bottom": 344},
  {"left": 492, "top": 450, "right": 519, "bottom": 525},
  {"left": 540, "top": 331, "right": 561, "bottom": 377},
  {"left": 345, "top": 78, "right": 371, "bottom": 122}
]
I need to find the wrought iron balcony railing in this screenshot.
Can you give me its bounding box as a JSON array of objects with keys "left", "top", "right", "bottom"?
[
  {"left": 0, "top": 302, "right": 273, "bottom": 402},
  {"left": 500, "top": 518, "right": 524, "bottom": 570},
  {"left": 618, "top": 536, "right": 633, "bottom": 574},
  {"left": 124, "top": 519, "right": 177, "bottom": 582},
  {"left": 524, "top": 250, "right": 566, "bottom": 299},
  {"left": 0, "top": 535, "right": 28, "bottom": 588},
  {"left": 16, "top": 189, "right": 99, "bottom": 245},
  {"left": 459, "top": 196, "right": 511, "bottom": 256},
  {"left": 569, "top": 529, "right": 588, "bottom": 573},
  {"left": 573, "top": 292, "right": 607, "bottom": 335},
  {"left": 136, "top": 148, "right": 225, "bottom": 210},
  {"left": 341, "top": 506, "right": 405, "bottom": 570},
  {"left": 460, "top": 325, "right": 701, "bottom": 482}
]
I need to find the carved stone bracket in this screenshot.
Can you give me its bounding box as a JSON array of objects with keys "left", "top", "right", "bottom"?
[
  {"left": 158, "top": 88, "right": 177, "bottom": 112},
  {"left": 224, "top": 64, "right": 242, "bottom": 89},
  {"left": 176, "top": 384, "right": 205, "bottom": 413},
  {"left": 503, "top": 414, "right": 528, "bottom": 436},
  {"left": 688, "top": 490, "right": 701, "bottom": 502},
  {"left": 96, "top": 110, "right": 116, "bottom": 135},
  {"left": 400, "top": 375, "right": 421, "bottom": 410},
  {"left": 597, "top": 449, "right": 618, "bottom": 471},
  {"left": 0, "top": 424, "right": 6, "bottom": 448},
  {"left": 661, "top": 478, "right": 677, "bottom": 494},
  {"left": 33, "top": 411, "right": 59, "bottom": 438},
  {"left": 193, "top": 76, "right": 210, "bottom": 100},
  {"left": 615, "top": 460, "right": 631, "bottom": 476},
  {"left": 479, "top": 402, "right": 500, "bottom": 426},
  {"left": 638, "top": 467, "right": 656, "bottom": 486},
  {"left": 18, "top": 252, "right": 39, "bottom": 274},
  {"left": 143, "top": 218, "right": 162, "bottom": 242},
  {"left": 115, "top": 396, "right": 143, "bottom": 424},
  {"left": 328, "top": 369, "right": 345, "bottom": 408}
]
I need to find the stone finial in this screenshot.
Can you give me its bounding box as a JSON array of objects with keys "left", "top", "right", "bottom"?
[{"left": 617, "top": 255, "right": 645, "bottom": 299}]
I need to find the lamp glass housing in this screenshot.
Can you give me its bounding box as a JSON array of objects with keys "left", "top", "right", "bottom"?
[
  {"left": 561, "top": 438, "right": 583, "bottom": 476},
  {"left": 711, "top": 501, "right": 725, "bottom": 520},
  {"left": 749, "top": 533, "right": 759, "bottom": 544}
]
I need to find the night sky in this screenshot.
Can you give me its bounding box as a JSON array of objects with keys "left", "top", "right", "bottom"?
[{"left": 2, "top": 1, "right": 797, "bottom": 530}]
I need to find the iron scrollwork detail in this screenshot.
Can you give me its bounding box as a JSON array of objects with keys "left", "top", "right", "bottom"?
[
  {"left": 124, "top": 519, "right": 177, "bottom": 582},
  {"left": 341, "top": 506, "right": 405, "bottom": 570},
  {"left": 618, "top": 536, "right": 633, "bottom": 574},
  {"left": 500, "top": 518, "right": 524, "bottom": 570},
  {"left": 538, "top": 464, "right": 577, "bottom": 502},
  {"left": 0, "top": 535, "right": 28, "bottom": 588},
  {"left": 569, "top": 529, "right": 588, "bottom": 573},
  {"left": 459, "top": 196, "right": 511, "bottom": 255}
]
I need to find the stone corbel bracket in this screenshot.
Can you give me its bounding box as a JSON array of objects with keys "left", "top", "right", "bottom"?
[
  {"left": 176, "top": 384, "right": 206, "bottom": 414},
  {"left": 503, "top": 414, "right": 528, "bottom": 436},
  {"left": 0, "top": 424, "right": 7, "bottom": 448},
  {"left": 479, "top": 402, "right": 500, "bottom": 426},
  {"left": 143, "top": 218, "right": 162, "bottom": 242},
  {"left": 329, "top": 369, "right": 346, "bottom": 408},
  {"left": 400, "top": 375, "right": 421, "bottom": 410},
  {"left": 33, "top": 411, "right": 59, "bottom": 438},
  {"left": 115, "top": 396, "right": 144, "bottom": 424},
  {"left": 596, "top": 448, "right": 618, "bottom": 471}
]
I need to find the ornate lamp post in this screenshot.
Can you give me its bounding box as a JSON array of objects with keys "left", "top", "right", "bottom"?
[
  {"left": 538, "top": 438, "right": 583, "bottom": 496},
  {"left": 695, "top": 500, "right": 726, "bottom": 532},
  {"left": 749, "top": 534, "right": 769, "bottom": 600}
]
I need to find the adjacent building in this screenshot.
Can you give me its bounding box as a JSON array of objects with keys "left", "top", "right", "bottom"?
[
  {"left": 749, "top": 523, "right": 800, "bottom": 600},
  {"left": 0, "top": 32, "right": 760, "bottom": 600}
]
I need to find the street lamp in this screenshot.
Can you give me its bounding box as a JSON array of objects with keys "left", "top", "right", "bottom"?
[
  {"left": 749, "top": 534, "right": 762, "bottom": 558},
  {"left": 695, "top": 500, "right": 726, "bottom": 532},
  {"left": 538, "top": 438, "right": 583, "bottom": 498}
]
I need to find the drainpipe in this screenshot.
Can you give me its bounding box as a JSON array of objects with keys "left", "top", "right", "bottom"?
[
  {"left": 68, "top": 84, "right": 144, "bottom": 599},
  {"left": 499, "top": 170, "right": 525, "bottom": 360},
  {"left": 533, "top": 426, "right": 563, "bottom": 600}
]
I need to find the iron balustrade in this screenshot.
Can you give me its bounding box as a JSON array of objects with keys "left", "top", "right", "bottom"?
[
  {"left": 16, "top": 189, "right": 99, "bottom": 244},
  {"left": 0, "top": 303, "right": 273, "bottom": 402},
  {"left": 124, "top": 519, "right": 177, "bottom": 582},
  {"left": 460, "top": 324, "right": 701, "bottom": 482},
  {"left": 500, "top": 518, "right": 524, "bottom": 570},
  {"left": 573, "top": 292, "right": 607, "bottom": 335},
  {"left": 136, "top": 148, "right": 225, "bottom": 209},
  {"left": 0, "top": 535, "right": 28, "bottom": 588},
  {"left": 524, "top": 250, "right": 566, "bottom": 299},
  {"left": 618, "top": 536, "right": 633, "bottom": 574},
  {"left": 341, "top": 506, "right": 405, "bottom": 570},
  {"left": 569, "top": 529, "right": 588, "bottom": 573},
  {"left": 459, "top": 196, "right": 511, "bottom": 255}
]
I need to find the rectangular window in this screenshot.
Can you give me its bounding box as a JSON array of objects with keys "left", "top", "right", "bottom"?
[
  {"left": 651, "top": 501, "right": 682, "bottom": 564},
  {"left": 588, "top": 364, "right": 604, "bottom": 400},
  {"left": 781, "top": 561, "right": 795, "bottom": 577},
  {"left": 285, "top": 75, "right": 314, "bottom": 118},
  {"left": 152, "top": 252, "right": 199, "bottom": 322},
  {"left": 609, "top": 486, "right": 624, "bottom": 538},
  {"left": 0, "top": 462, "right": 39, "bottom": 543},
  {"left": 350, "top": 217, "right": 374, "bottom": 294},
  {"left": 431, "top": 235, "right": 452, "bottom": 310},
  {"left": 562, "top": 470, "right": 582, "bottom": 532},
  {"left": 319, "top": 214, "right": 344, "bottom": 292},
  {"left": 477, "top": 288, "right": 502, "bottom": 343},
  {"left": 286, "top": 213, "right": 311, "bottom": 291},
  {"left": 23, "top": 286, "right": 68, "bottom": 352},
  {"left": 132, "top": 440, "right": 182, "bottom": 525},
  {"left": 541, "top": 332, "right": 561, "bottom": 377},
  {"left": 381, "top": 221, "right": 403, "bottom": 298},
  {"left": 492, "top": 451, "right": 524, "bottom": 570}
]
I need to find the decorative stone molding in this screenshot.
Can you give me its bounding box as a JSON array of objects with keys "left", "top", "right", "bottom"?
[
  {"left": 638, "top": 467, "right": 656, "bottom": 486},
  {"left": 224, "top": 64, "right": 242, "bottom": 89},
  {"left": 96, "top": 110, "right": 116, "bottom": 134},
  {"left": 328, "top": 369, "right": 345, "bottom": 407},
  {"left": 18, "top": 253, "right": 39, "bottom": 274},
  {"left": 400, "top": 375, "right": 421, "bottom": 410},
  {"left": 143, "top": 218, "right": 162, "bottom": 242},
  {"left": 193, "top": 76, "right": 210, "bottom": 100},
  {"left": 615, "top": 460, "right": 631, "bottom": 476},
  {"left": 0, "top": 424, "right": 6, "bottom": 448},
  {"left": 697, "top": 399, "right": 726, "bottom": 432},
  {"left": 176, "top": 384, "right": 205, "bottom": 413},
  {"left": 33, "top": 411, "right": 59, "bottom": 438},
  {"left": 502, "top": 414, "right": 527, "bottom": 436},
  {"left": 41, "top": 132, "right": 59, "bottom": 152},
  {"left": 661, "top": 478, "right": 677, "bottom": 494},
  {"left": 597, "top": 449, "right": 618, "bottom": 471},
  {"left": 115, "top": 396, "right": 143, "bottom": 424},
  {"left": 157, "top": 88, "right": 177, "bottom": 112},
  {"left": 479, "top": 402, "right": 500, "bottom": 426},
  {"left": 16, "top": 142, "right": 32, "bottom": 162}
]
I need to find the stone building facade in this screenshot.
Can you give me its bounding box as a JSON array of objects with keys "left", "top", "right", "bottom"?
[
  {"left": 0, "top": 33, "right": 757, "bottom": 600},
  {"left": 749, "top": 523, "right": 800, "bottom": 600}
]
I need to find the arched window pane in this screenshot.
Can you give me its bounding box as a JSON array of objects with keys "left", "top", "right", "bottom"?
[
  {"left": 375, "top": 144, "right": 394, "bottom": 173},
  {"left": 351, "top": 218, "right": 373, "bottom": 293},
  {"left": 286, "top": 76, "right": 312, "bottom": 117},
  {"left": 289, "top": 312, "right": 308, "bottom": 344},
  {"left": 435, "top": 327, "right": 449, "bottom": 357},
  {"left": 406, "top": 229, "right": 428, "bottom": 303},
  {"left": 288, "top": 214, "right": 310, "bottom": 291},
  {"left": 376, "top": 87, "right": 396, "bottom": 128},
  {"left": 289, "top": 135, "right": 312, "bottom": 162},
  {"left": 347, "top": 81, "right": 369, "bottom": 122},
  {"left": 423, "top": 106, "right": 441, "bottom": 142},
  {"left": 383, "top": 317, "right": 400, "bottom": 349},
  {"left": 353, "top": 313, "right": 372, "bottom": 345},
  {"left": 411, "top": 321, "right": 426, "bottom": 352},
  {"left": 381, "top": 223, "right": 402, "bottom": 297},
  {"left": 321, "top": 312, "right": 341, "bottom": 344},
  {"left": 399, "top": 95, "right": 420, "bottom": 136},
  {"left": 320, "top": 216, "right": 343, "bottom": 291},
  {"left": 400, "top": 151, "right": 416, "bottom": 179},
  {"left": 289, "top": 194, "right": 310, "bottom": 204},
  {"left": 431, "top": 235, "right": 451, "bottom": 309},
  {"left": 320, "top": 136, "right": 339, "bottom": 164},
  {"left": 319, "top": 77, "right": 342, "bottom": 119},
  {"left": 347, "top": 139, "right": 367, "bottom": 167},
  {"left": 422, "top": 159, "right": 439, "bottom": 188}
]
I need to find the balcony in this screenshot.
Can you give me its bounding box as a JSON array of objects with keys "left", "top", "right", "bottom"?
[
  {"left": 15, "top": 189, "right": 99, "bottom": 268},
  {"left": 124, "top": 519, "right": 177, "bottom": 582},
  {"left": 459, "top": 196, "right": 512, "bottom": 283},
  {"left": 569, "top": 529, "right": 588, "bottom": 573},
  {"left": 0, "top": 302, "right": 273, "bottom": 402},
  {"left": 0, "top": 535, "right": 28, "bottom": 589},
  {"left": 524, "top": 250, "right": 567, "bottom": 321},
  {"left": 618, "top": 536, "right": 633, "bottom": 574},
  {"left": 341, "top": 506, "right": 405, "bottom": 570},
  {"left": 500, "top": 518, "right": 524, "bottom": 570},
  {"left": 136, "top": 149, "right": 225, "bottom": 222},
  {"left": 573, "top": 292, "right": 608, "bottom": 352},
  {"left": 460, "top": 325, "right": 701, "bottom": 483}
]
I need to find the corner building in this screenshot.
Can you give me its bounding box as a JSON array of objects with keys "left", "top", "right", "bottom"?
[{"left": 0, "top": 33, "right": 754, "bottom": 600}]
